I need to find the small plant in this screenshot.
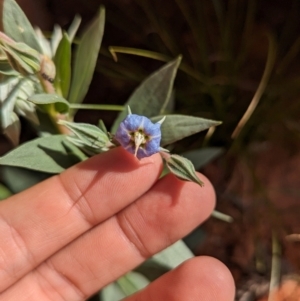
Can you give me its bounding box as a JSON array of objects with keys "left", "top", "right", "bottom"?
[{"left": 0, "top": 0, "right": 226, "bottom": 299}]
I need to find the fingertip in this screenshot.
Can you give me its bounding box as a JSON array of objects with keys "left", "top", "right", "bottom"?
[
  {"left": 130, "top": 256, "right": 235, "bottom": 301},
  {"left": 181, "top": 256, "right": 235, "bottom": 301}
]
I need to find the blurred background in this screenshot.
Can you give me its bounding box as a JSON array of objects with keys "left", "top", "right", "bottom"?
[{"left": 2, "top": 0, "right": 300, "bottom": 300}]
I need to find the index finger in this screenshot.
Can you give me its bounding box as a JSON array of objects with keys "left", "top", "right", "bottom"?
[{"left": 0, "top": 147, "right": 162, "bottom": 292}]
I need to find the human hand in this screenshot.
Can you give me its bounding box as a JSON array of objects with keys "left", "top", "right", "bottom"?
[{"left": 0, "top": 147, "right": 235, "bottom": 300}]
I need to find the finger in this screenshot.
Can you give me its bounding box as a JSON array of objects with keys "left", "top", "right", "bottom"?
[
  {"left": 1, "top": 173, "right": 216, "bottom": 300},
  {"left": 0, "top": 148, "right": 162, "bottom": 292},
  {"left": 126, "top": 257, "right": 235, "bottom": 301}
]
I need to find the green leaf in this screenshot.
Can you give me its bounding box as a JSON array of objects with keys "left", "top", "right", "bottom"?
[
  {"left": 111, "top": 57, "right": 182, "bottom": 133},
  {"left": 152, "top": 115, "right": 221, "bottom": 146},
  {"left": 67, "top": 15, "right": 82, "bottom": 42},
  {"left": 2, "top": 0, "right": 42, "bottom": 52},
  {"left": 28, "top": 93, "right": 69, "bottom": 114},
  {"left": 68, "top": 7, "right": 105, "bottom": 107},
  {"left": 101, "top": 272, "right": 149, "bottom": 301},
  {"left": 162, "top": 153, "right": 204, "bottom": 186},
  {"left": 35, "top": 27, "right": 52, "bottom": 58},
  {"left": 54, "top": 32, "right": 71, "bottom": 98},
  {"left": 181, "top": 147, "right": 224, "bottom": 170},
  {"left": 0, "top": 60, "right": 19, "bottom": 76},
  {"left": 152, "top": 240, "right": 194, "bottom": 269},
  {"left": 0, "top": 135, "right": 83, "bottom": 173},
  {"left": 58, "top": 120, "right": 112, "bottom": 151},
  {"left": 0, "top": 183, "right": 12, "bottom": 200},
  {"left": 50, "top": 25, "right": 62, "bottom": 56},
  {"left": 117, "top": 272, "right": 149, "bottom": 296},
  {"left": 2, "top": 111, "right": 20, "bottom": 146},
  {"left": 0, "top": 77, "right": 24, "bottom": 145},
  {"left": 1, "top": 41, "right": 41, "bottom": 75},
  {"left": 15, "top": 98, "right": 39, "bottom": 125},
  {"left": 1, "top": 166, "right": 50, "bottom": 193},
  {"left": 100, "top": 283, "right": 126, "bottom": 301}
]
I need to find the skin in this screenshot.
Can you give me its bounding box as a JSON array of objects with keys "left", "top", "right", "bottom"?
[{"left": 0, "top": 147, "right": 235, "bottom": 300}]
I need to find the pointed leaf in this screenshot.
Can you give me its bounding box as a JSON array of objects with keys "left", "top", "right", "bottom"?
[
  {"left": 53, "top": 32, "right": 71, "bottom": 98},
  {"left": 28, "top": 93, "right": 69, "bottom": 113},
  {"left": 152, "top": 115, "right": 221, "bottom": 146},
  {"left": 68, "top": 7, "right": 105, "bottom": 106},
  {"left": 34, "top": 27, "right": 52, "bottom": 58},
  {"left": 2, "top": 0, "right": 42, "bottom": 52},
  {"left": 0, "top": 135, "right": 83, "bottom": 173},
  {"left": 163, "top": 153, "right": 204, "bottom": 186},
  {"left": 51, "top": 25, "right": 62, "bottom": 56},
  {"left": 67, "top": 15, "right": 82, "bottom": 42},
  {"left": 15, "top": 98, "right": 39, "bottom": 124},
  {"left": 117, "top": 272, "right": 149, "bottom": 296},
  {"left": 100, "top": 283, "right": 126, "bottom": 301},
  {"left": 111, "top": 57, "right": 181, "bottom": 133},
  {"left": 58, "top": 120, "right": 112, "bottom": 150},
  {"left": 2, "top": 112, "right": 20, "bottom": 146},
  {"left": 1, "top": 41, "right": 41, "bottom": 75},
  {"left": 152, "top": 240, "right": 194, "bottom": 269},
  {"left": 1, "top": 166, "right": 50, "bottom": 193},
  {"left": 0, "top": 77, "right": 27, "bottom": 145}
]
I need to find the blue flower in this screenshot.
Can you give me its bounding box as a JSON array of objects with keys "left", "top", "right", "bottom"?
[{"left": 115, "top": 112, "right": 165, "bottom": 159}]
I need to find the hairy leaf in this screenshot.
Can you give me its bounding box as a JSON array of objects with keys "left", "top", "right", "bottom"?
[
  {"left": 2, "top": 0, "right": 42, "bottom": 52},
  {"left": 0, "top": 77, "right": 26, "bottom": 145},
  {"left": 111, "top": 57, "right": 181, "bottom": 133},
  {"left": 101, "top": 272, "right": 149, "bottom": 301},
  {"left": 152, "top": 240, "right": 194, "bottom": 269},
  {"left": 163, "top": 153, "right": 204, "bottom": 186},
  {"left": 68, "top": 7, "right": 105, "bottom": 107},
  {"left": 67, "top": 15, "right": 82, "bottom": 42},
  {"left": 152, "top": 114, "right": 221, "bottom": 146},
  {"left": 58, "top": 120, "right": 113, "bottom": 150},
  {"left": 28, "top": 93, "right": 69, "bottom": 113},
  {"left": 0, "top": 135, "right": 83, "bottom": 173}
]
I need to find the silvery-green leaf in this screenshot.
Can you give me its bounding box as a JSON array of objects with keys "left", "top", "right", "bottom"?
[
  {"left": 101, "top": 272, "right": 149, "bottom": 301},
  {"left": 1, "top": 41, "right": 41, "bottom": 75},
  {"left": 58, "top": 120, "right": 112, "bottom": 150},
  {"left": 152, "top": 115, "right": 221, "bottom": 146},
  {"left": 34, "top": 27, "right": 52, "bottom": 57},
  {"left": 0, "top": 183, "right": 12, "bottom": 200},
  {"left": 0, "top": 77, "right": 23, "bottom": 145},
  {"left": 98, "top": 119, "right": 108, "bottom": 134},
  {"left": 100, "top": 282, "right": 126, "bottom": 301},
  {"left": 66, "top": 136, "right": 102, "bottom": 156},
  {"left": 51, "top": 25, "right": 63, "bottom": 57},
  {"left": 2, "top": 0, "right": 42, "bottom": 52},
  {"left": 0, "top": 60, "right": 18, "bottom": 76},
  {"left": 1, "top": 166, "right": 50, "bottom": 193},
  {"left": 67, "top": 15, "right": 82, "bottom": 42},
  {"left": 163, "top": 153, "right": 204, "bottom": 186},
  {"left": 181, "top": 147, "right": 224, "bottom": 170},
  {"left": 111, "top": 57, "right": 181, "bottom": 133},
  {"left": 0, "top": 76, "right": 18, "bottom": 101},
  {"left": 0, "top": 135, "right": 83, "bottom": 173},
  {"left": 53, "top": 33, "right": 71, "bottom": 98},
  {"left": 28, "top": 93, "right": 69, "bottom": 114},
  {"left": 152, "top": 240, "right": 194, "bottom": 269},
  {"left": 15, "top": 99, "right": 39, "bottom": 125},
  {"left": 2, "top": 111, "right": 20, "bottom": 146},
  {"left": 68, "top": 7, "right": 105, "bottom": 107},
  {"left": 117, "top": 272, "right": 149, "bottom": 296}
]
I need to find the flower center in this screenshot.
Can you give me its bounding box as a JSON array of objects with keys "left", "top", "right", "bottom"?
[{"left": 133, "top": 131, "right": 147, "bottom": 156}]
